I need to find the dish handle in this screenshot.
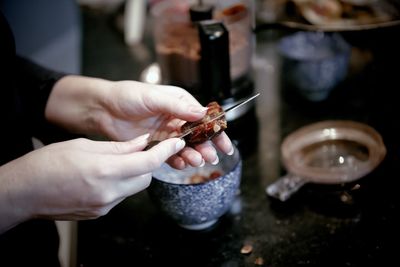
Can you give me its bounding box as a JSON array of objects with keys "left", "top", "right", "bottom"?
[{"left": 266, "top": 173, "right": 307, "bottom": 201}]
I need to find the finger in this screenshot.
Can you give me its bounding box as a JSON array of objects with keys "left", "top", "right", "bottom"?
[
  {"left": 212, "top": 132, "right": 234, "bottom": 155},
  {"left": 118, "top": 173, "right": 152, "bottom": 197},
  {"left": 179, "top": 146, "right": 205, "bottom": 167},
  {"left": 157, "top": 85, "right": 201, "bottom": 105},
  {"left": 111, "top": 138, "right": 186, "bottom": 177},
  {"left": 81, "top": 173, "right": 152, "bottom": 217},
  {"left": 166, "top": 155, "right": 187, "bottom": 170},
  {"left": 193, "top": 141, "right": 219, "bottom": 165},
  {"left": 81, "top": 134, "right": 151, "bottom": 154},
  {"left": 149, "top": 117, "right": 184, "bottom": 141}
]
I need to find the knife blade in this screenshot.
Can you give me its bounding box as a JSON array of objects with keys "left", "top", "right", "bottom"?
[
  {"left": 144, "top": 93, "right": 260, "bottom": 150},
  {"left": 203, "top": 92, "right": 260, "bottom": 126}
]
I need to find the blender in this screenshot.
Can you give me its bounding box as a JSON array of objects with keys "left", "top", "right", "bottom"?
[{"left": 151, "top": 0, "right": 258, "bottom": 154}]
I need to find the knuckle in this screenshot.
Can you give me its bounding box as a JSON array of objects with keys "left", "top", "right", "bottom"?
[
  {"left": 91, "top": 162, "right": 114, "bottom": 179},
  {"left": 109, "top": 141, "right": 125, "bottom": 154},
  {"left": 90, "top": 190, "right": 115, "bottom": 207}
]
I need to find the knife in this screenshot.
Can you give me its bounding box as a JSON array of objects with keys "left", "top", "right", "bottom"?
[{"left": 144, "top": 93, "right": 260, "bottom": 150}]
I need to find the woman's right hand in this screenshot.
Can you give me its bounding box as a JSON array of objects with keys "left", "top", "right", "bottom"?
[
  {"left": 0, "top": 134, "right": 185, "bottom": 233},
  {"left": 45, "top": 77, "right": 234, "bottom": 169}
]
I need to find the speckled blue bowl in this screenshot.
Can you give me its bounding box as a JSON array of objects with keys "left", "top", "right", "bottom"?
[
  {"left": 148, "top": 146, "right": 242, "bottom": 230},
  {"left": 278, "top": 31, "right": 351, "bottom": 101}
]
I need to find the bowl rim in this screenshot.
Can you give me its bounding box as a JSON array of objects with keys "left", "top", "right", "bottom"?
[{"left": 151, "top": 146, "right": 242, "bottom": 186}]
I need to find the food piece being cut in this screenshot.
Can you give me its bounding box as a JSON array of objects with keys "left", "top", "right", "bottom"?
[
  {"left": 181, "top": 101, "right": 227, "bottom": 146},
  {"left": 189, "top": 170, "right": 223, "bottom": 184}
]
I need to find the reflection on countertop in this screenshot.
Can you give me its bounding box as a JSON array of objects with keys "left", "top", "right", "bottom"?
[{"left": 78, "top": 5, "right": 400, "bottom": 267}]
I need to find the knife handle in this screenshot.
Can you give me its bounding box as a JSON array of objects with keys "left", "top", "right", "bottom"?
[{"left": 144, "top": 140, "right": 161, "bottom": 151}]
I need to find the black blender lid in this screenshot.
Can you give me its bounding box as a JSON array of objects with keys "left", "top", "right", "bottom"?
[{"left": 190, "top": 0, "right": 214, "bottom": 22}]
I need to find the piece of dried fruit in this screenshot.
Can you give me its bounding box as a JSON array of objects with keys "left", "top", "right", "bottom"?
[
  {"left": 254, "top": 257, "right": 264, "bottom": 265},
  {"left": 208, "top": 171, "right": 222, "bottom": 180},
  {"left": 189, "top": 174, "right": 206, "bottom": 184},
  {"left": 189, "top": 170, "right": 223, "bottom": 184},
  {"left": 181, "top": 101, "right": 227, "bottom": 146},
  {"left": 240, "top": 244, "right": 253, "bottom": 255}
]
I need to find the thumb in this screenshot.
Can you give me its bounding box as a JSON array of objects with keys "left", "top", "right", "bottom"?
[
  {"left": 126, "top": 138, "right": 186, "bottom": 174},
  {"left": 146, "top": 138, "right": 186, "bottom": 160},
  {"left": 103, "top": 138, "right": 186, "bottom": 180},
  {"left": 86, "top": 133, "right": 151, "bottom": 154},
  {"left": 148, "top": 91, "right": 208, "bottom": 122}
]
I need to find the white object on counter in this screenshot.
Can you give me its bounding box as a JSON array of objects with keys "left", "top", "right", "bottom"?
[{"left": 124, "top": 0, "right": 146, "bottom": 45}]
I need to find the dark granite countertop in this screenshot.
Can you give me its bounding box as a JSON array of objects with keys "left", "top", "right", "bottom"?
[{"left": 77, "top": 7, "right": 400, "bottom": 267}]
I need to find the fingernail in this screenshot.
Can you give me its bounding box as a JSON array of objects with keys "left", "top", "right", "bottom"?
[
  {"left": 189, "top": 105, "right": 208, "bottom": 114},
  {"left": 227, "top": 146, "right": 235, "bottom": 156},
  {"left": 211, "top": 156, "right": 219, "bottom": 165},
  {"left": 175, "top": 139, "right": 185, "bottom": 152},
  {"left": 139, "top": 133, "right": 150, "bottom": 141},
  {"left": 136, "top": 133, "right": 150, "bottom": 144},
  {"left": 199, "top": 158, "right": 205, "bottom": 167}
]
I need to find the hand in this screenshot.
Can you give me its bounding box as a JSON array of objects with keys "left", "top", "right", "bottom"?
[
  {"left": 46, "top": 76, "right": 234, "bottom": 169},
  {"left": 0, "top": 135, "right": 184, "bottom": 233}
]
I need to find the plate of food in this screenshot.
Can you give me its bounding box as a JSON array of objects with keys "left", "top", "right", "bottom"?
[{"left": 256, "top": 0, "right": 400, "bottom": 31}]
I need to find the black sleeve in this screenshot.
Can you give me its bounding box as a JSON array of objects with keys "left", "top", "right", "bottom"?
[
  {"left": 14, "top": 56, "right": 81, "bottom": 144},
  {"left": 15, "top": 56, "right": 66, "bottom": 122},
  {"left": 1, "top": 11, "right": 80, "bottom": 147}
]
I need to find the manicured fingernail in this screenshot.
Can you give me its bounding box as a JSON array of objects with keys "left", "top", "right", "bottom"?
[
  {"left": 211, "top": 156, "right": 219, "bottom": 165},
  {"left": 199, "top": 158, "right": 205, "bottom": 167},
  {"left": 136, "top": 133, "right": 150, "bottom": 145},
  {"left": 189, "top": 105, "right": 208, "bottom": 114},
  {"left": 139, "top": 133, "right": 150, "bottom": 141},
  {"left": 227, "top": 146, "right": 234, "bottom": 156},
  {"left": 175, "top": 139, "right": 185, "bottom": 152}
]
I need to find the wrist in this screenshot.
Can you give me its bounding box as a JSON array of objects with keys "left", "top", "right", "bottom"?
[
  {"left": 45, "top": 75, "right": 114, "bottom": 136},
  {"left": 0, "top": 159, "right": 34, "bottom": 233}
]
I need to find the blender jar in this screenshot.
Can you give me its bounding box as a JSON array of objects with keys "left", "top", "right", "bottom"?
[{"left": 150, "top": 0, "right": 254, "bottom": 96}]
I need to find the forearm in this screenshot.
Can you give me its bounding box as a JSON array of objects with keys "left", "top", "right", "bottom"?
[{"left": 45, "top": 75, "right": 113, "bottom": 136}]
